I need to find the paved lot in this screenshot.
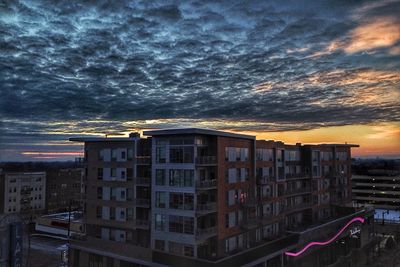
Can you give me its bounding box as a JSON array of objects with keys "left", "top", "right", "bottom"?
[{"left": 28, "top": 235, "right": 67, "bottom": 267}]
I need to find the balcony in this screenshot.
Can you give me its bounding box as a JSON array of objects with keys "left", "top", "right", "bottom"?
[
  {"left": 135, "top": 177, "right": 151, "bottom": 186},
  {"left": 282, "top": 202, "right": 310, "bottom": 213},
  {"left": 134, "top": 198, "right": 150, "bottom": 207},
  {"left": 285, "top": 186, "right": 311, "bottom": 196},
  {"left": 240, "top": 217, "right": 259, "bottom": 229},
  {"left": 196, "top": 226, "right": 217, "bottom": 240},
  {"left": 257, "top": 176, "right": 275, "bottom": 184},
  {"left": 134, "top": 219, "right": 150, "bottom": 229},
  {"left": 195, "top": 156, "right": 216, "bottom": 165},
  {"left": 136, "top": 156, "right": 151, "bottom": 164},
  {"left": 196, "top": 179, "right": 217, "bottom": 190},
  {"left": 196, "top": 202, "right": 217, "bottom": 215},
  {"left": 258, "top": 194, "right": 273, "bottom": 202},
  {"left": 20, "top": 187, "right": 32, "bottom": 195},
  {"left": 286, "top": 173, "right": 309, "bottom": 179}
]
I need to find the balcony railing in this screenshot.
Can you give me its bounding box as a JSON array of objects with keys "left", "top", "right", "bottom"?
[
  {"left": 135, "top": 219, "right": 150, "bottom": 229},
  {"left": 285, "top": 186, "right": 311, "bottom": 196},
  {"left": 257, "top": 176, "right": 275, "bottom": 184},
  {"left": 240, "top": 217, "right": 259, "bottom": 229},
  {"left": 197, "top": 203, "right": 217, "bottom": 213},
  {"left": 134, "top": 198, "right": 150, "bottom": 206},
  {"left": 240, "top": 198, "right": 258, "bottom": 207},
  {"left": 135, "top": 177, "right": 151, "bottom": 186},
  {"left": 136, "top": 157, "right": 151, "bottom": 164},
  {"left": 20, "top": 188, "right": 32, "bottom": 195},
  {"left": 196, "top": 226, "right": 217, "bottom": 239},
  {"left": 196, "top": 179, "right": 217, "bottom": 189},
  {"left": 196, "top": 156, "right": 217, "bottom": 165},
  {"left": 286, "top": 173, "right": 308, "bottom": 179},
  {"left": 282, "top": 202, "right": 310, "bottom": 213}
]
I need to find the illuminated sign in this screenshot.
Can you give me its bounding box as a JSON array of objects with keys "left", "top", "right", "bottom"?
[
  {"left": 285, "top": 217, "right": 365, "bottom": 257},
  {"left": 350, "top": 227, "right": 360, "bottom": 238}
]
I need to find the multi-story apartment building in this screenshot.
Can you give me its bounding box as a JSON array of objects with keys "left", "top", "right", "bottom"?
[
  {"left": 68, "top": 134, "right": 154, "bottom": 266},
  {"left": 69, "top": 129, "right": 375, "bottom": 267},
  {"left": 0, "top": 171, "right": 46, "bottom": 219},
  {"left": 145, "top": 128, "right": 256, "bottom": 259},
  {"left": 46, "top": 168, "right": 85, "bottom": 213},
  {"left": 352, "top": 173, "right": 400, "bottom": 210}
]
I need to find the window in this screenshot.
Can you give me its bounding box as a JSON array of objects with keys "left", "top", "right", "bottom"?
[
  {"left": 127, "top": 188, "right": 133, "bottom": 201},
  {"left": 126, "top": 168, "right": 133, "bottom": 181},
  {"left": 156, "top": 141, "right": 167, "bottom": 163},
  {"left": 121, "top": 170, "right": 126, "bottom": 179},
  {"left": 169, "top": 170, "right": 194, "bottom": 187},
  {"left": 169, "top": 216, "right": 194, "bottom": 234},
  {"left": 155, "top": 240, "right": 165, "bottom": 251},
  {"left": 169, "top": 193, "right": 194, "bottom": 210},
  {"left": 169, "top": 146, "right": 194, "bottom": 163},
  {"left": 226, "top": 211, "right": 237, "bottom": 228},
  {"left": 98, "top": 150, "right": 104, "bottom": 161},
  {"left": 127, "top": 208, "right": 134, "bottom": 221},
  {"left": 111, "top": 149, "right": 117, "bottom": 161},
  {"left": 242, "top": 148, "right": 249, "bottom": 161},
  {"left": 119, "top": 209, "right": 125, "bottom": 220},
  {"left": 169, "top": 215, "right": 183, "bottom": 233},
  {"left": 184, "top": 245, "right": 194, "bottom": 257},
  {"left": 156, "top": 169, "right": 165, "bottom": 186},
  {"left": 236, "top": 148, "right": 241, "bottom": 161},
  {"left": 155, "top": 192, "right": 166, "bottom": 208},
  {"left": 96, "top": 207, "right": 102, "bottom": 219},
  {"left": 110, "top": 188, "right": 117, "bottom": 200},
  {"left": 121, "top": 151, "right": 126, "bottom": 160},
  {"left": 97, "top": 168, "right": 103, "bottom": 180},
  {"left": 225, "top": 236, "right": 237, "bottom": 253},
  {"left": 111, "top": 168, "right": 117, "bottom": 178},
  {"left": 256, "top": 149, "right": 263, "bottom": 161},
  {"left": 155, "top": 214, "right": 166, "bottom": 231},
  {"left": 110, "top": 207, "right": 116, "bottom": 220},
  {"left": 97, "top": 187, "right": 102, "bottom": 199},
  {"left": 169, "top": 193, "right": 183, "bottom": 209},
  {"left": 127, "top": 148, "right": 134, "bottom": 160},
  {"left": 184, "top": 194, "right": 194, "bottom": 210}
]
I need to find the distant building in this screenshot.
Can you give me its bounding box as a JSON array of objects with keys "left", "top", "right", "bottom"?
[
  {"left": 352, "top": 174, "right": 400, "bottom": 210},
  {"left": 0, "top": 171, "right": 46, "bottom": 220},
  {"left": 68, "top": 129, "right": 376, "bottom": 267},
  {"left": 46, "top": 168, "right": 84, "bottom": 213}
]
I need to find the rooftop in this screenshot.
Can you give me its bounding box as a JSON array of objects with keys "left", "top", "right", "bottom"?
[
  {"left": 69, "top": 137, "right": 139, "bottom": 142},
  {"left": 143, "top": 128, "right": 256, "bottom": 140}
]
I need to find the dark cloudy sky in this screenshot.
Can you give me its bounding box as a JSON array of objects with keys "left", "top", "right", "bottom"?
[{"left": 1, "top": 0, "right": 399, "bottom": 161}]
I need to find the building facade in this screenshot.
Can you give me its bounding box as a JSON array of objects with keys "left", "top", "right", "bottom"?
[
  {"left": 0, "top": 171, "right": 46, "bottom": 220},
  {"left": 68, "top": 129, "right": 375, "bottom": 267},
  {"left": 68, "top": 134, "right": 154, "bottom": 266},
  {"left": 46, "top": 168, "right": 85, "bottom": 213},
  {"left": 352, "top": 174, "right": 400, "bottom": 210}
]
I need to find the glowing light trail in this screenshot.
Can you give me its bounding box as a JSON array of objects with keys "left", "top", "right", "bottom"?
[{"left": 285, "top": 217, "right": 365, "bottom": 257}]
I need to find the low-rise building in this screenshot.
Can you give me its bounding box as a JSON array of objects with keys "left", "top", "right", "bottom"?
[{"left": 0, "top": 171, "right": 46, "bottom": 220}]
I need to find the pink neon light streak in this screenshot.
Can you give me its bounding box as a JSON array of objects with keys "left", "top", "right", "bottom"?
[{"left": 285, "top": 216, "right": 365, "bottom": 257}]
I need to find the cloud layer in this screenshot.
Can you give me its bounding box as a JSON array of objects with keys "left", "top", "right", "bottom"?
[{"left": 0, "top": 0, "right": 399, "bottom": 160}]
